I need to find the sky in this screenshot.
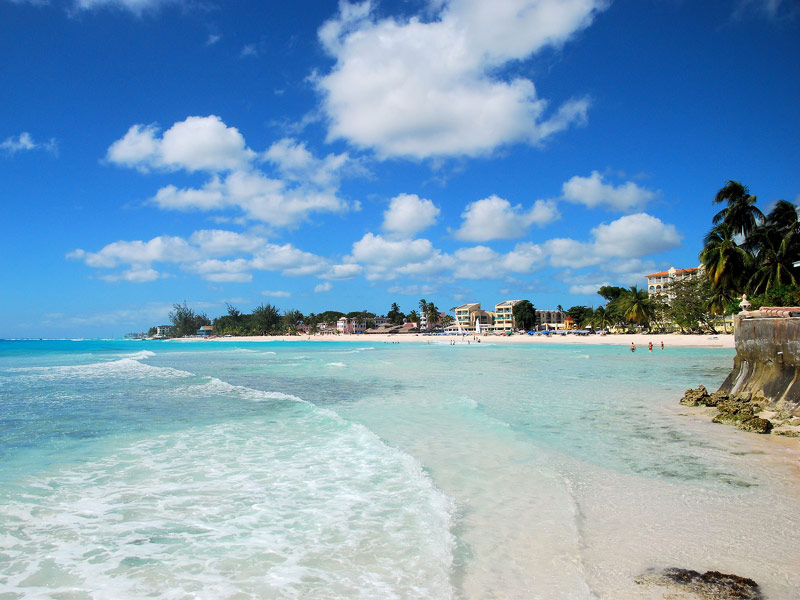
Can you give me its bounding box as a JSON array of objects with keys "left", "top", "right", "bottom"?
[{"left": 1, "top": 0, "right": 799, "bottom": 337}]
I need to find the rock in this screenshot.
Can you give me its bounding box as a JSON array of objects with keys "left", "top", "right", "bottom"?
[
  {"left": 635, "top": 567, "right": 763, "bottom": 599},
  {"left": 681, "top": 385, "right": 709, "bottom": 407},
  {"left": 738, "top": 417, "right": 773, "bottom": 434}
]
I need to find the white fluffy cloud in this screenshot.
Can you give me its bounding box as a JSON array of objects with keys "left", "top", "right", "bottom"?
[
  {"left": 561, "top": 171, "right": 658, "bottom": 211},
  {"left": 348, "top": 233, "right": 442, "bottom": 280},
  {"left": 67, "top": 229, "right": 339, "bottom": 283},
  {"left": 546, "top": 213, "right": 681, "bottom": 268},
  {"left": 453, "top": 242, "right": 544, "bottom": 279},
  {"left": 382, "top": 193, "right": 440, "bottom": 236},
  {"left": 316, "top": 0, "right": 603, "bottom": 158},
  {"left": 455, "top": 195, "right": 559, "bottom": 241},
  {"left": 106, "top": 116, "right": 255, "bottom": 172},
  {"left": 107, "top": 117, "right": 354, "bottom": 228},
  {"left": 1, "top": 132, "right": 57, "bottom": 156}
]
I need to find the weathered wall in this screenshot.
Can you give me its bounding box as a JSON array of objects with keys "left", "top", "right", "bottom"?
[{"left": 719, "top": 316, "right": 800, "bottom": 416}]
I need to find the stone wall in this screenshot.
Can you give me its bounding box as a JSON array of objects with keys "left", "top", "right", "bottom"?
[{"left": 719, "top": 315, "right": 800, "bottom": 416}]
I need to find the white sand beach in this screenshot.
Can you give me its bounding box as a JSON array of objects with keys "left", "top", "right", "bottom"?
[{"left": 206, "top": 332, "right": 735, "bottom": 349}]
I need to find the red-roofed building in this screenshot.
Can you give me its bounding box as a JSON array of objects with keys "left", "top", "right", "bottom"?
[{"left": 645, "top": 266, "right": 704, "bottom": 299}]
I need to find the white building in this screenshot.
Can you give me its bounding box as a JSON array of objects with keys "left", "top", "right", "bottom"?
[{"left": 646, "top": 266, "right": 704, "bottom": 299}]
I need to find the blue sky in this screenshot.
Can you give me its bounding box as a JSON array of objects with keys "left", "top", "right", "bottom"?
[{"left": 1, "top": 0, "right": 798, "bottom": 337}]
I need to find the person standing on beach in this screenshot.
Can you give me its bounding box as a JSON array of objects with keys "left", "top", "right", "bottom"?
[
  {"left": 648, "top": 341, "right": 653, "bottom": 352},
  {"left": 630, "top": 342, "right": 636, "bottom": 352},
  {"left": 661, "top": 341, "right": 664, "bottom": 350}
]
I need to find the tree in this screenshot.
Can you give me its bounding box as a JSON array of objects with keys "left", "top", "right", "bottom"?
[
  {"left": 744, "top": 200, "right": 800, "bottom": 296},
  {"left": 282, "top": 309, "right": 304, "bottom": 335},
  {"left": 252, "top": 303, "right": 281, "bottom": 335},
  {"left": 591, "top": 306, "right": 613, "bottom": 331},
  {"left": 512, "top": 300, "right": 536, "bottom": 330},
  {"left": 387, "top": 302, "right": 404, "bottom": 325},
  {"left": 169, "top": 301, "right": 209, "bottom": 337},
  {"left": 407, "top": 310, "right": 420, "bottom": 323},
  {"left": 418, "top": 298, "right": 428, "bottom": 317},
  {"left": 667, "top": 278, "right": 714, "bottom": 333},
  {"left": 620, "top": 286, "right": 652, "bottom": 328},
  {"left": 712, "top": 180, "right": 764, "bottom": 239},
  {"left": 566, "top": 305, "right": 593, "bottom": 328},
  {"left": 425, "top": 302, "right": 440, "bottom": 330},
  {"left": 700, "top": 222, "right": 751, "bottom": 299}
]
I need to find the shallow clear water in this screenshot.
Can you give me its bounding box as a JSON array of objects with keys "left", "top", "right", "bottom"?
[{"left": 1, "top": 339, "right": 798, "bottom": 599}]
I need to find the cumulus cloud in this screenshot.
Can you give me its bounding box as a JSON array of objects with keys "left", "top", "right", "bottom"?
[
  {"left": 561, "top": 171, "right": 658, "bottom": 211},
  {"left": 382, "top": 193, "right": 440, "bottom": 236},
  {"left": 106, "top": 116, "right": 255, "bottom": 172},
  {"left": 107, "top": 117, "right": 355, "bottom": 228},
  {"left": 316, "top": 0, "right": 604, "bottom": 159},
  {"left": 67, "top": 229, "right": 338, "bottom": 283},
  {"left": 545, "top": 213, "right": 681, "bottom": 268},
  {"left": 454, "top": 195, "right": 559, "bottom": 241},
  {"left": 314, "top": 282, "right": 333, "bottom": 293},
  {"left": 453, "top": 242, "right": 544, "bottom": 279},
  {"left": 1, "top": 132, "right": 57, "bottom": 156},
  {"left": 348, "top": 233, "right": 442, "bottom": 280}
]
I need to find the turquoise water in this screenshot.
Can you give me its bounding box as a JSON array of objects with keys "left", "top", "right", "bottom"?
[{"left": 1, "top": 339, "right": 798, "bottom": 598}]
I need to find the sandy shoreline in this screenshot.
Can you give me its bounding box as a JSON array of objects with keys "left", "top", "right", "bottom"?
[{"left": 194, "top": 332, "right": 735, "bottom": 349}]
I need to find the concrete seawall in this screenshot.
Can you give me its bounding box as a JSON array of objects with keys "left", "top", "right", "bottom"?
[{"left": 719, "top": 314, "right": 800, "bottom": 416}]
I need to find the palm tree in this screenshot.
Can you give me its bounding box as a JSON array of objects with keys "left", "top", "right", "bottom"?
[
  {"left": 408, "top": 310, "right": 420, "bottom": 323},
  {"left": 699, "top": 222, "right": 751, "bottom": 298},
  {"left": 712, "top": 180, "right": 764, "bottom": 239},
  {"left": 746, "top": 229, "right": 799, "bottom": 295},
  {"left": 621, "top": 286, "right": 652, "bottom": 328},
  {"left": 592, "top": 306, "right": 612, "bottom": 331},
  {"left": 426, "top": 302, "right": 440, "bottom": 330}
]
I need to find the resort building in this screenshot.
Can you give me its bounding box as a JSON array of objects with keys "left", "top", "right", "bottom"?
[
  {"left": 535, "top": 310, "right": 566, "bottom": 330},
  {"left": 493, "top": 300, "right": 523, "bottom": 332},
  {"left": 452, "top": 303, "right": 494, "bottom": 333},
  {"left": 336, "top": 317, "right": 366, "bottom": 334},
  {"left": 197, "top": 325, "right": 214, "bottom": 337},
  {"left": 155, "top": 325, "right": 172, "bottom": 338},
  {"left": 646, "top": 266, "right": 704, "bottom": 299}
]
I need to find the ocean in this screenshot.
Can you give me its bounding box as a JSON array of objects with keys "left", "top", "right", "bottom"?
[{"left": 1, "top": 339, "right": 798, "bottom": 599}]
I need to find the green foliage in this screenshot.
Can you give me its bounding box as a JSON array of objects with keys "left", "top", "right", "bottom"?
[
  {"left": 748, "top": 284, "right": 800, "bottom": 309},
  {"left": 666, "top": 278, "right": 714, "bottom": 332},
  {"left": 169, "top": 302, "right": 210, "bottom": 337},
  {"left": 566, "top": 305, "right": 592, "bottom": 328},
  {"left": 619, "top": 286, "right": 652, "bottom": 328},
  {"left": 316, "top": 310, "right": 345, "bottom": 325},
  {"left": 282, "top": 309, "right": 304, "bottom": 335},
  {"left": 387, "top": 302, "right": 405, "bottom": 325},
  {"left": 512, "top": 300, "right": 536, "bottom": 330},
  {"left": 597, "top": 286, "right": 627, "bottom": 303},
  {"left": 251, "top": 303, "right": 281, "bottom": 335},
  {"left": 701, "top": 181, "right": 799, "bottom": 299}
]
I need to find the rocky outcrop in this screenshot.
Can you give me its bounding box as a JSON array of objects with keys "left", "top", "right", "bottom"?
[
  {"left": 718, "top": 312, "right": 800, "bottom": 417},
  {"left": 635, "top": 568, "right": 763, "bottom": 599},
  {"left": 680, "top": 387, "right": 773, "bottom": 434}
]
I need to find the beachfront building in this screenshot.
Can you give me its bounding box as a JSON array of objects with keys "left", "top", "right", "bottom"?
[
  {"left": 155, "top": 325, "right": 172, "bottom": 338},
  {"left": 452, "top": 303, "right": 494, "bottom": 333},
  {"left": 535, "top": 310, "right": 566, "bottom": 330},
  {"left": 336, "top": 317, "right": 366, "bottom": 334},
  {"left": 197, "top": 325, "right": 214, "bottom": 337},
  {"left": 646, "top": 266, "right": 704, "bottom": 299},
  {"left": 493, "top": 300, "right": 523, "bottom": 332}
]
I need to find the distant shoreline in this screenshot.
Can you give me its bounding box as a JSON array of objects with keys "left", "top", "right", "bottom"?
[{"left": 173, "top": 332, "right": 736, "bottom": 349}]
